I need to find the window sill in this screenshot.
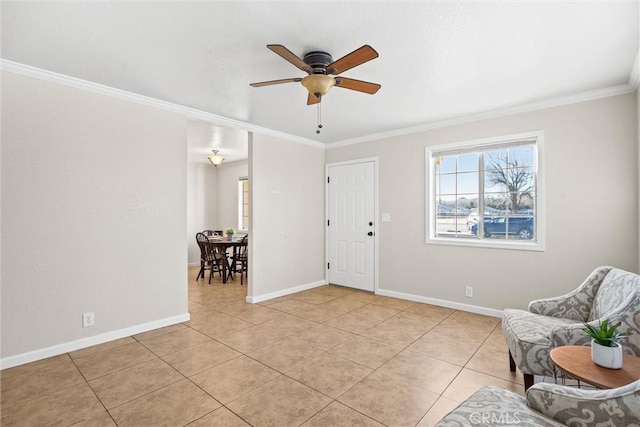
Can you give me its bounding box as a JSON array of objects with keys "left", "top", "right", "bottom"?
[{"left": 426, "top": 236, "right": 544, "bottom": 252}]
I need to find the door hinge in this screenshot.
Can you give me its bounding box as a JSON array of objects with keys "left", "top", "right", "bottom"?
[
  {"left": 327, "top": 176, "right": 330, "bottom": 183},
  {"left": 327, "top": 220, "right": 330, "bottom": 226},
  {"left": 327, "top": 262, "right": 330, "bottom": 269}
]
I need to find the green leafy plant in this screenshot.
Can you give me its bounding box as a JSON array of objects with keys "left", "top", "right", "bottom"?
[
  {"left": 583, "top": 319, "right": 630, "bottom": 347},
  {"left": 226, "top": 228, "right": 235, "bottom": 235}
]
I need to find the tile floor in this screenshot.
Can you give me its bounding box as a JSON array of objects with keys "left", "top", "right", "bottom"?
[{"left": 1, "top": 267, "right": 528, "bottom": 426}]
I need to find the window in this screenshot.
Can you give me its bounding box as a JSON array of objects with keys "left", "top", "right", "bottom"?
[
  {"left": 238, "top": 177, "right": 249, "bottom": 231},
  {"left": 426, "top": 131, "right": 544, "bottom": 250}
]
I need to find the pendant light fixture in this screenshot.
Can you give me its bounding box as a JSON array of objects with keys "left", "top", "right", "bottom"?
[{"left": 207, "top": 149, "right": 225, "bottom": 167}]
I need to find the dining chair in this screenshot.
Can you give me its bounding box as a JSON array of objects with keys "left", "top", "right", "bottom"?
[
  {"left": 195, "top": 232, "right": 226, "bottom": 283},
  {"left": 211, "top": 243, "right": 234, "bottom": 282},
  {"left": 232, "top": 234, "right": 248, "bottom": 285},
  {"left": 195, "top": 232, "right": 212, "bottom": 281}
]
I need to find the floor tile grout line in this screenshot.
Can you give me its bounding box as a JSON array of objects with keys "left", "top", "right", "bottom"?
[
  {"left": 0, "top": 374, "right": 87, "bottom": 413},
  {"left": 188, "top": 317, "right": 337, "bottom": 419},
  {"left": 295, "top": 399, "right": 336, "bottom": 427},
  {"left": 366, "top": 307, "right": 466, "bottom": 409},
  {"left": 437, "top": 321, "right": 523, "bottom": 399},
  {"left": 69, "top": 353, "right": 187, "bottom": 425},
  {"left": 339, "top": 307, "right": 458, "bottom": 423},
  {"left": 0, "top": 354, "right": 80, "bottom": 409},
  {"left": 92, "top": 358, "right": 186, "bottom": 413},
  {"left": 460, "top": 321, "right": 527, "bottom": 389},
  {"left": 75, "top": 286, "right": 252, "bottom": 425},
  {"left": 214, "top": 352, "right": 386, "bottom": 427},
  {"left": 168, "top": 357, "right": 257, "bottom": 427},
  {"left": 251, "top": 301, "right": 463, "bottom": 425},
  {"left": 204, "top": 317, "right": 389, "bottom": 426},
  {"left": 190, "top": 288, "right": 467, "bottom": 384},
  {"left": 68, "top": 354, "right": 120, "bottom": 426},
  {"left": 71, "top": 319, "right": 235, "bottom": 415},
  {"left": 3, "top": 279, "right": 511, "bottom": 427}
]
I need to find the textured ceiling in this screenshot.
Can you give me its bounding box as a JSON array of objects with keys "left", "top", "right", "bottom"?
[{"left": 2, "top": 1, "right": 639, "bottom": 151}]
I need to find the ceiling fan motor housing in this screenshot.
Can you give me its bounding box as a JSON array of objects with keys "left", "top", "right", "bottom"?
[{"left": 303, "top": 51, "right": 334, "bottom": 74}]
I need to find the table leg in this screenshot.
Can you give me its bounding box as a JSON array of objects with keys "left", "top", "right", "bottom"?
[{"left": 222, "top": 256, "right": 227, "bottom": 284}]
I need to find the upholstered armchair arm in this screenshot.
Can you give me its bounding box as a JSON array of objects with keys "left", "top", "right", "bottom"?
[
  {"left": 549, "top": 292, "right": 640, "bottom": 353},
  {"left": 528, "top": 266, "right": 612, "bottom": 321},
  {"left": 526, "top": 380, "right": 640, "bottom": 426}
]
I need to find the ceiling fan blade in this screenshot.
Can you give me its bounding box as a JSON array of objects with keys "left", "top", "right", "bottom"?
[
  {"left": 267, "top": 44, "right": 313, "bottom": 74},
  {"left": 307, "top": 93, "right": 321, "bottom": 105},
  {"left": 250, "top": 78, "right": 302, "bottom": 87},
  {"left": 334, "top": 77, "right": 381, "bottom": 94},
  {"left": 327, "top": 45, "right": 378, "bottom": 75}
]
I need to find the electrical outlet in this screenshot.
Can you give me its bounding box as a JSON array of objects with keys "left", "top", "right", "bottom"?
[
  {"left": 465, "top": 286, "right": 473, "bottom": 298},
  {"left": 82, "top": 312, "right": 95, "bottom": 328}
]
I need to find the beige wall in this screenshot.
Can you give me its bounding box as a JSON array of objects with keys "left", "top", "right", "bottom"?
[
  {"left": 1, "top": 72, "right": 189, "bottom": 366},
  {"left": 326, "top": 94, "right": 639, "bottom": 311},
  {"left": 249, "top": 134, "right": 325, "bottom": 301},
  {"left": 187, "top": 162, "right": 218, "bottom": 266}
]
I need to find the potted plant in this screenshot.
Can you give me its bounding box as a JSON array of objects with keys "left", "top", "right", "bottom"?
[
  {"left": 225, "top": 227, "right": 235, "bottom": 241},
  {"left": 583, "top": 319, "right": 630, "bottom": 369}
]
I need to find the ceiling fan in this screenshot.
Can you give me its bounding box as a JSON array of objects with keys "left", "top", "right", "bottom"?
[{"left": 250, "top": 44, "right": 381, "bottom": 106}]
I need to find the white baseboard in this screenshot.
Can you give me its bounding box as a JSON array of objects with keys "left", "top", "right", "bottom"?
[
  {"left": 0, "top": 313, "right": 190, "bottom": 370},
  {"left": 247, "top": 280, "right": 327, "bottom": 303},
  {"left": 376, "top": 288, "right": 503, "bottom": 318},
  {"left": 246, "top": 281, "right": 503, "bottom": 318}
]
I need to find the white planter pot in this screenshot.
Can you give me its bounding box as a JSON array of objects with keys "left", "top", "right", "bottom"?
[{"left": 591, "top": 339, "right": 623, "bottom": 369}]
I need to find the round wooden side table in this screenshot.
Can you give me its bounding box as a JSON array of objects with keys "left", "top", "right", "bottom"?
[{"left": 550, "top": 345, "right": 640, "bottom": 389}]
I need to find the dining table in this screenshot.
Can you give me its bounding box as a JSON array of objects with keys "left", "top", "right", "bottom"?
[{"left": 206, "top": 236, "right": 247, "bottom": 284}]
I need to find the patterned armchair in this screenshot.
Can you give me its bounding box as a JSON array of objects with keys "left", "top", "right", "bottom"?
[
  {"left": 436, "top": 380, "right": 640, "bottom": 426},
  {"left": 502, "top": 266, "right": 640, "bottom": 390}
]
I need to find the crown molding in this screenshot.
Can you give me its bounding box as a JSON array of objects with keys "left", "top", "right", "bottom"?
[
  {"left": 0, "top": 59, "right": 324, "bottom": 149},
  {"left": 628, "top": 49, "right": 639, "bottom": 90},
  {"left": 3, "top": 59, "right": 636, "bottom": 151},
  {"left": 327, "top": 83, "right": 637, "bottom": 148}
]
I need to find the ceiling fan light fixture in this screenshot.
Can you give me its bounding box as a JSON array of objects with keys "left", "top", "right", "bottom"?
[
  {"left": 301, "top": 74, "right": 335, "bottom": 97},
  {"left": 207, "top": 149, "right": 225, "bottom": 167}
]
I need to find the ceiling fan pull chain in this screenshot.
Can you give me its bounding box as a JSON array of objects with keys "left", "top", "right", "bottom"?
[{"left": 316, "top": 101, "right": 323, "bottom": 134}]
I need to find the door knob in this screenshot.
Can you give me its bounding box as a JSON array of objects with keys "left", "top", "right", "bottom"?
[{"left": 367, "top": 231, "right": 374, "bottom": 236}]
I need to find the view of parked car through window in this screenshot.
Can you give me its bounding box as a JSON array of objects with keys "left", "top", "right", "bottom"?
[{"left": 470, "top": 216, "right": 534, "bottom": 240}]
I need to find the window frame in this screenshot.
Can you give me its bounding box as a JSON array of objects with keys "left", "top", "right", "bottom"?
[
  {"left": 425, "top": 130, "right": 545, "bottom": 251},
  {"left": 237, "top": 177, "right": 249, "bottom": 232}
]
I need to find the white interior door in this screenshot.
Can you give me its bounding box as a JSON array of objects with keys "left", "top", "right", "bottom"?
[{"left": 328, "top": 161, "right": 375, "bottom": 291}]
